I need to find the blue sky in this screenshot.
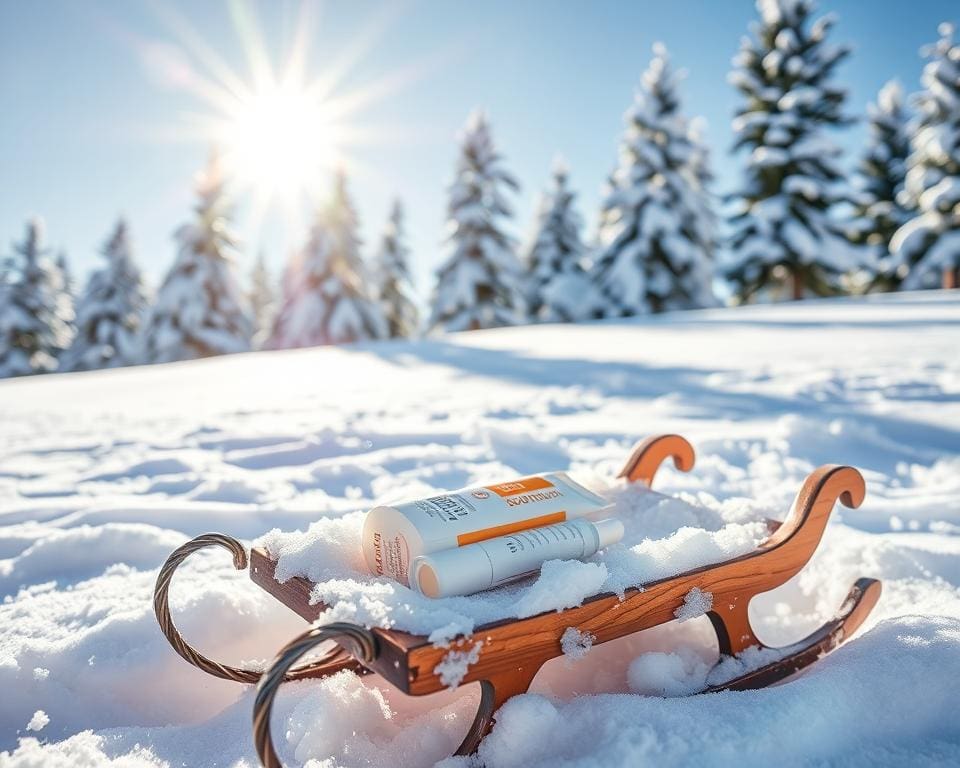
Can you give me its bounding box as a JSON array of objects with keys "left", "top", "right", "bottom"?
[{"left": 1, "top": 1, "right": 955, "bottom": 299}]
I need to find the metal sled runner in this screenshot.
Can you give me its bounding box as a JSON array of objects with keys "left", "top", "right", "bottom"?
[{"left": 153, "top": 434, "right": 882, "bottom": 767}]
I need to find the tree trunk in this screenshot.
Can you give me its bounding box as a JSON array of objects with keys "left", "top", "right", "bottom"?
[
  {"left": 791, "top": 269, "right": 804, "bottom": 301},
  {"left": 943, "top": 267, "right": 958, "bottom": 290}
]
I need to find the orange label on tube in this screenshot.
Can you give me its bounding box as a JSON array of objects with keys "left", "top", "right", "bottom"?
[
  {"left": 485, "top": 476, "right": 554, "bottom": 497},
  {"left": 456, "top": 510, "right": 566, "bottom": 546}
]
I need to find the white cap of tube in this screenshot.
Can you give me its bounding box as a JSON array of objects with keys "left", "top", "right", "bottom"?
[
  {"left": 414, "top": 547, "right": 490, "bottom": 598},
  {"left": 594, "top": 518, "right": 625, "bottom": 549}
]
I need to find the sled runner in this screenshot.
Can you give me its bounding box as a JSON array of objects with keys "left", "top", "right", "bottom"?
[{"left": 153, "top": 434, "right": 882, "bottom": 768}]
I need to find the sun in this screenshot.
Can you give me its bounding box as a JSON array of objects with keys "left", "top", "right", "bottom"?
[
  {"left": 138, "top": 0, "right": 441, "bottom": 245},
  {"left": 219, "top": 78, "right": 341, "bottom": 199}
]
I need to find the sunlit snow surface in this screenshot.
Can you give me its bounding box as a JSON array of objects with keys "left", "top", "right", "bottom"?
[{"left": 2, "top": 292, "right": 959, "bottom": 767}]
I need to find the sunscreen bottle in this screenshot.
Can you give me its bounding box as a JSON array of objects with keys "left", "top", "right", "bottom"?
[
  {"left": 361, "top": 472, "right": 610, "bottom": 586},
  {"left": 411, "top": 517, "right": 624, "bottom": 598}
]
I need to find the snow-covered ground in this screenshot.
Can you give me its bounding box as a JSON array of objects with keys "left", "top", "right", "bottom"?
[{"left": 2, "top": 292, "right": 959, "bottom": 767}]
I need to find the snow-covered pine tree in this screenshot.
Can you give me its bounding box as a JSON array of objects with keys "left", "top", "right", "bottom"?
[
  {"left": 270, "top": 173, "right": 386, "bottom": 347},
  {"left": 847, "top": 80, "right": 912, "bottom": 292},
  {"left": 0, "top": 219, "right": 74, "bottom": 377},
  {"left": 54, "top": 250, "right": 76, "bottom": 363},
  {"left": 525, "top": 159, "right": 598, "bottom": 322},
  {"left": 57, "top": 251, "right": 76, "bottom": 302},
  {"left": 325, "top": 170, "right": 387, "bottom": 340},
  {"left": 249, "top": 250, "right": 277, "bottom": 348},
  {"left": 592, "top": 44, "right": 716, "bottom": 316},
  {"left": 429, "top": 111, "right": 525, "bottom": 331},
  {"left": 725, "top": 0, "right": 856, "bottom": 302},
  {"left": 891, "top": 23, "right": 960, "bottom": 290},
  {"left": 141, "top": 153, "right": 253, "bottom": 363},
  {"left": 374, "top": 200, "right": 419, "bottom": 338},
  {"left": 61, "top": 219, "right": 149, "bottom": 371}
]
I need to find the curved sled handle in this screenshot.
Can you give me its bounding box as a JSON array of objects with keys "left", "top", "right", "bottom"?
[
  {"left": 154, "top": 533, "right": 352, "bottom": 684},
  {"left": 762, "top": 465, "right": 865, "bottom": 556},
  {"left": 706, "top": 464, "right": 869, "bottom": 656},
  {"left": 618, "top": 434, "right": 695, "bottom": 487},
  {"left": 154, "top": 533, "right": 262, "bottom": 684},
  {"left": 252, "top": 625, "right": 495, "bottom": 767}
]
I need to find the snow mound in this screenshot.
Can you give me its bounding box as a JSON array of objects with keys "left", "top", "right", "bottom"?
[
  {"left": 627, "top": 646, "right": 711, "bottom": 697},
  {"left": 464, "top": 617, "right": 960, "bottom": 768}
]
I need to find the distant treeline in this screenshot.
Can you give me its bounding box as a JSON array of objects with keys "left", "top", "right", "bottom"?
[{"left": 1, "top": 1, "right": 958, "bottom": 378}]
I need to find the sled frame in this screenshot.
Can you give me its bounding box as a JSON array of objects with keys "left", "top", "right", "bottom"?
[{"left": 153, "top": 434, "right": 882, "bottom": 768}]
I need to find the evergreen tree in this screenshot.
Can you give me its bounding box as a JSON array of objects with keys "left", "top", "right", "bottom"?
[
  {"left": 891, "top": 23, "right": 960, "bottom": 290},
  {"left": 592, "top": 44, "right": 716, "bottom": 316},
  {"left": 429, "top": 111, "right": 525, "bottom": 332},
  {"left": 249, "top": 250, "right": 277, "bottom": 348},
  {"left": 374, "top": 200, "right": 419, "bottom": 338},
  {"left": 848, "top": 80, "right": 912, "bottom": 291},
  {"left": 0, "top": 219, "right": 74, "bottom": 377},
  {"left": 327, "top": 171, "right": 372, "bottom": 282},
  {"left": 525, "top": 159, "right": 598, "bottom": 322},
  {"left": 725, "top": 0, "right": 857, "bottom": 302},
  {"left": 55, "top": 250, "right": 76, "bottom": 362},
  {"left": 61, "top": 219, "right": 149, "bottom": 371},
  {"left": 270, "top": 173, "right": 386, "bottom": 348},
  {"left": 57, "top": 251, "right": 76, "bottom": 303},
  {"left": 141, "top": 153, "right": 253, "bottom": 363}
]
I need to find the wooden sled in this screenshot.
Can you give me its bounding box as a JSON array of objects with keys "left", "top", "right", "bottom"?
[{"left": 153, "top": 434, "right": 882, "bottom": 768}]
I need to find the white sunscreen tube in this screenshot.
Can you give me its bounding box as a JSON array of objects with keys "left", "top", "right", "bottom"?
[
  {"left": 361, "top": 472, "right": 610, "bottom": 586},
  {"left": 411, "top": 517, "right": 625, "bottom": 598}
]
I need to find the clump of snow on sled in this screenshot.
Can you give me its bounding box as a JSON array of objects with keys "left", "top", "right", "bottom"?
[
  {"left": 560, "top": 627, "right": 595, "bottom": 664},
  {"left": 434, "top": 641, "right": 483, "bottom": 689},
  {"left": 515, "top": 559, "right": 610, "bottom": 618},
  {"left": 674, "top": 586, "right": 713, "bottom": 622}
]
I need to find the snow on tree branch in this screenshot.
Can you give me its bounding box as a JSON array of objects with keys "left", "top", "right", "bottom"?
[
  {"left": 270, "top": 171, "right": 386, "bottom": 347},
  {"left": 249, "top": 251, "right": 277, "bottom": 350},
  {"left": 429, "top": 111, "right": 525, "bottom": 332},
  {"left": 724, "top": 0, "right": 858, "bottom": 302},
  {"left": 140, "top": 152, "right": 254, "bottom": 363},
  {"left": 524, "top": 159, "right": 599, "bottom": 322},
  {"left": 592, "top": 43, "right": 717, "bottom": 316},
  {"left": 0, "top": 219, "right": 74, "bottom": 377},
  {"left": 375, "top": 200, "right": 419, "bottom": 338},
  {"left": 62, "top": 219, "right": 149, "bottom": 371},
  {"left": 891, "top": 23, "right": 960, "bottom": 290},
  {"left": 847, "top": 80, "right": 912, "bottom": 292}
]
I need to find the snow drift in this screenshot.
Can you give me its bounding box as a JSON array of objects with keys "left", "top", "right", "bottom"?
[{"left": 1, "top": 292, "right": 959, "bottom": 766}]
